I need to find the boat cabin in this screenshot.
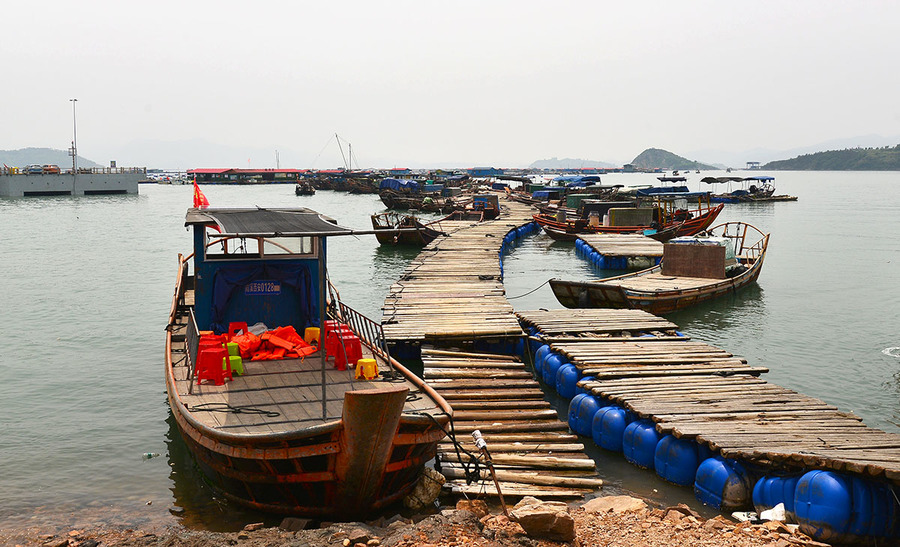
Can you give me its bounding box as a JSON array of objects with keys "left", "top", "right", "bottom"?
[
  {"left": 662, "top": 236, "right": 736, "bottom": 279},
  {"left": 185, "top": 207, "right": 350, "bottom": 336}
]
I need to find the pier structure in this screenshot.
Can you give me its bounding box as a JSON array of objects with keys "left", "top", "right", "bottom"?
[
  {"left": 0, "top": 168, "right": 143, "bottom": 197},
  {"left": 383, "top": 197, "right": 607, "bottom": 497},
  {"left": 381, "top": 199, "right": 535, "bottom": 360},
  {"left": 518, "top": 308, "right": 900, "bottom": 486},
  {"left": 576, "top": 233, "right": 663, "bottom": 270}
]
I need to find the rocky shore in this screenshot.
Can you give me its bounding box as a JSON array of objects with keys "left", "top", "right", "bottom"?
[{"left": 3, "top": 495, "right": 832, "bottom": 547}]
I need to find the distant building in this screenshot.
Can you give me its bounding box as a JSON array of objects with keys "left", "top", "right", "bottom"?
[
  {"left": 187, "top": 168, "right": 308, "bottom": 183},
  {"left": 746, "top": 162, "right": 761, "bottom": 170},
  {"left": 467, "top": 166, "right": 504, "bottom": 177}
]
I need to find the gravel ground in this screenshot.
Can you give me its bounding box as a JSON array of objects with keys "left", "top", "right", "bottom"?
[{"left": 2, "top": 496, "right": 833, "bottom": 547}]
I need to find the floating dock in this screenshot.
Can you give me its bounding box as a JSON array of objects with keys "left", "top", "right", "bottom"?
[
  {"left": 577, "top": 234, "right": 663, "bottom": 265},
  {"left": 518, "top": 308, "right": 900, "bottom": 484},
  {"left": 381, "top": 199, "right": 535, "bottom": 359},
  {"left": 422, "top": 347, "right": 603, "bottom": 499}
]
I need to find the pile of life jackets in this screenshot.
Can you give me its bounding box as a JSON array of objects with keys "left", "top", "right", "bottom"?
[{"left": 230, "top": 325, "right": 318, "bottom": 361}]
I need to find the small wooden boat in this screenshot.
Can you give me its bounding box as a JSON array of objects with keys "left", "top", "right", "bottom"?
[
  {"left": 165, "top": 207, "right": 451, "bottom": 519},
  {"left": 549, "top": 222, "right": 769, "bottom": 314},
  {"left": 294, "top": 181, "right": 316, "bottom": 196},
  {"left": 370, "top": 211, "right": 446, "bottom": 246},
  {"left": 704, "top": 176, "right": 797, "bottom": 203}
]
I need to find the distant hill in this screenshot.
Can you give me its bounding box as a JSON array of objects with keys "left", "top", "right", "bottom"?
[
  {"left": 0, "top": 147, "right": 102, "bottom": 169},
  {"left": 529, "top": 157, "right": 618, "bottom": 169},
  {"left": 631, "top": 148, "right": 716, "bottom": 171},
  {"left": 763, "top": 145, "right": 900, "bottom": 170}
]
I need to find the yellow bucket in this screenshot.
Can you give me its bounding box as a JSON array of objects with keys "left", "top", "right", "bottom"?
[{"left": 355, "top": 358, "right": 378, "bottom": 380}]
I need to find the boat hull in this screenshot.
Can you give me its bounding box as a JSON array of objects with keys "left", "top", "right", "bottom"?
[{"left": 534, "top": 203, "right": 724, "bottom": 239}]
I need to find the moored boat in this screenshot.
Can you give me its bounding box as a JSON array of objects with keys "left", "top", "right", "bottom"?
[
  {"left": 370, "top": 211, "right": 446, "bottom": 246},
  {"left": 165, "top": 207, "right": 451, "bottom": 519},
  {"left": 294, "top": 181, "right": 316, "bottom": 196},
  {"left": 534, "top": 195, "right": 723, "bottom": 240},
  {"left": 704, "top": 176, "right": 797, "bottom": 203},
  {"left": 549, "top": 221, "right": 769, "bottom": 314}
]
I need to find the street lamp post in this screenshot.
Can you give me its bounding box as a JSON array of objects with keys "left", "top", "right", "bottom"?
[{"left": 69, "top": 98, "right": 78, "bottom": 174}]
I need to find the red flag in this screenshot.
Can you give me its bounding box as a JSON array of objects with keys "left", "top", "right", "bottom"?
[{"left": 193, "top": 178, "right": 210, "bottom": 208}]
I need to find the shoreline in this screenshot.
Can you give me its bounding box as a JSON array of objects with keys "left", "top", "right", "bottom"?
[{"left": 2, "top": 495, "right": 832, "bottom": 547}]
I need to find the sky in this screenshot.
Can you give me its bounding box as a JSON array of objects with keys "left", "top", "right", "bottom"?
[{"left": 3, "top": 1, "right": 900, "bottom": 169}]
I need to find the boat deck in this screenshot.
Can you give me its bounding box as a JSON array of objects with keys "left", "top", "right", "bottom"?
[
  {"left": 381, "top": 199, "right": 536, "bottom": 347},
  {"left": 518, "top": 309, "right": 900, "bottom": 484},
  {"left": 600, "top": 271, "right": 731, "bottom": 293},
  {"left": 578, "top": 233, "right": 663, "bottom": 259},
  {"left": 168, "top": 306, "right": 445, "bottom": 435}
]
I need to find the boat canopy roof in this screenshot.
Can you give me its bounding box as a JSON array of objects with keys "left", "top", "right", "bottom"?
[
  {"left": 185, "top": 207, "right": 352, "bottom": 237},
  {"left": 379, "top": 178, "right": 420, "bottom": 191},
  {"left": 702, "top": 176, "right": 775, "bottom": 184},
  {"left": 551, "top": 175, "right": 602, "bottom": 187}
]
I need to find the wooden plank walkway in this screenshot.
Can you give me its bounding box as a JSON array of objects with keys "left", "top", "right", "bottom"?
[
  {"left": 518, "top": 308, "right": 900, "bottom": 485},
  {"left": 578, "top": 233, "right": 664, "bottom": 258},
  {"left": 422, "top": 348, "right": 604, "bottom": 499},
  {"left": 381, "top": 199, "right": 535, "bottom": 348}
]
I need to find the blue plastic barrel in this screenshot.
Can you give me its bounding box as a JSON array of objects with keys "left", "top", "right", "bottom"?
[
  {"left": 542, "top": 352, "right": 565, "bottom": 385},
  {"left": 654, "top": 435, "right": 701, "bottom": 486},
  {"left": 752, "top": 474, "right": 800, "bottom": 520},
  {"left": 567, "top": 394, "right": 587, "bottom": 431},
  {"left": 568, "top": 395, "right": 601, "bottom": 437},
  {"left": 555, "top": 363, "right": 580, "bottom": 399},
  {"left": 792, "top": 471, "right": 898, "bottom": 542},
  {"left": 622, "top": 420, "right": 660, "bottom": 469},
  {"left": 592, "top": 406, "right": 630, "bottom": 452},
  {"left": 534, "top": 344, "right": 551, "bottom": 375},
  {"left": 574, "top": 375, "right": 595, "bottom": 396},
  {"left": 694, "top": 456, "right": 752, "bottom": 510}
]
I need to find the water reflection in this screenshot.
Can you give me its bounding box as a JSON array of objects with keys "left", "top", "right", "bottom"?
[{"left": 164, "top": 411, "right": 277, "bottom": 532}]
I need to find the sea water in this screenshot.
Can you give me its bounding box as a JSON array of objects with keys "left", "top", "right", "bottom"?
[{"left": 0, "top": 172, "right": 898, "bottom": 532}]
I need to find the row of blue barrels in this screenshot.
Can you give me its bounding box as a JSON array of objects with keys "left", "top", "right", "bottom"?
[
  {"left": 574, "top": 237, "right": 662, "bottom": 271},
  {"left": 529, "top": 341, "right": 899, "bottom": 543},
  {"left": 499, "top": 221, "right": 540, "bottom": 278}
]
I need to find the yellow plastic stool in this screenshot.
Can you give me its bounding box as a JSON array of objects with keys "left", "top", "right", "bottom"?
[
  {"left": 355, "top": 358, "right": 378, "bottom": 380},
  {"left": 224, "top": 355, "right": 244, "bottom": 375},
  {"left": 304, "top": 327, "right": 321, "bottom": 346},
  {"left": 226, "top": 342, "right": 240, "bottom": 357}
]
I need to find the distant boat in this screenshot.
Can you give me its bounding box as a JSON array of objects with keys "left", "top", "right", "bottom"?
[
  {"left": 294, "top": 181, "right": 316, "bottom": 196},
  {"left": 703, "top": 176, "right": 797, "bottom": 203},
  {"left": 549, "top": 221, "right": 769, "bottom": 314}
]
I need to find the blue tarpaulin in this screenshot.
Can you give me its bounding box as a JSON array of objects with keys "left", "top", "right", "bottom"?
[
  {"left": 550, "top": 175, "right": 602, "bottom": 188},
  {"left": 379, "top": 178, "right": 420, "bottom": 191}
]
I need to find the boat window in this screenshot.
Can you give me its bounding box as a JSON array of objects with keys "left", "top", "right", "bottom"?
[
  {"left": 204, "top": 235, "right": 316, "bottom": 259},
  {"left": 262, "top": 237, "right": 315, "bottom": 256}
]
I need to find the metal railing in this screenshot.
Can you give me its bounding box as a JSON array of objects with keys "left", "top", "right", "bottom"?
[{"left": 186, "top": 309, "right": 201, "bottom": 394}]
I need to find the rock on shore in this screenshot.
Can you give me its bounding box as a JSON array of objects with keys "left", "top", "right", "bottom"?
[{"left": 3, "top": 495, "right": 833, "bottom": 547}]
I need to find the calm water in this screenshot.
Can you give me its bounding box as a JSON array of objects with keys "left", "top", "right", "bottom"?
[{"left": 1, "top": 173, "right": 898, "bottom": 532}]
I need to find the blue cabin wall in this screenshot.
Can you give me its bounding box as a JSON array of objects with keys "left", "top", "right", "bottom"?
[{"left": 191, "top": 228, "right": 322, "bottom": 334}]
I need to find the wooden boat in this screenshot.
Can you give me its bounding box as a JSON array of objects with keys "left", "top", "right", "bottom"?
[
  {"left": 294, "top": 181, "right": 316, "bottom": 196},
  {"left": 704, "top": 176, "right": 797, "bottom": 203},
  {"left": 534, "top": 197, "right": 723, "bottom": 239},
  {"left": 549, "top": 221, "right": 769, "bottom": 314},
  {"left": 370, "top": 211, "right": 446, "bottom": 246},
  {"left": 165, "top": 207, "right": 451, "bottom": 519}
]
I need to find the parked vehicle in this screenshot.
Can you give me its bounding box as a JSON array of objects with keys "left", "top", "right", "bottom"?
[
  {"left": 42, "top": 164, "right": 60, "bottom": 174},
  {"left": 24, "top": 164, "right": 44, "bottom": 175}
]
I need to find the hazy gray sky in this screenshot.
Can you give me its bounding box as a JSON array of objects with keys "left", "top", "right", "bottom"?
[{"left": 3, "top": 1, "right": 899, "bottom": 168}]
